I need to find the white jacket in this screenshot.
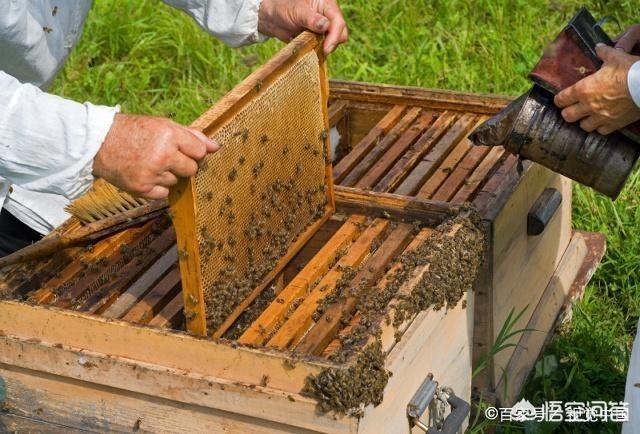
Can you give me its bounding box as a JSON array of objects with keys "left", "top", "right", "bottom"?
[{"left": 0, "top": 0, "right": 264, "bottom": 234}]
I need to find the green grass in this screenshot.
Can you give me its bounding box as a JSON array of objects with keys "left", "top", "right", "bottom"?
[{"left": 53, "top": 1, "right": 640, "bottom": 432}]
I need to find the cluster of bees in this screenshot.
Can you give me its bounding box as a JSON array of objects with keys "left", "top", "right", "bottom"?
[{"left": 196, "top": 130, "right": 330, "bottom": 332}]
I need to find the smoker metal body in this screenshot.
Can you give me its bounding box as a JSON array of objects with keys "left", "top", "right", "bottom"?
[{"left": 471, "top": 8, "right": 640, "bottom": 199}]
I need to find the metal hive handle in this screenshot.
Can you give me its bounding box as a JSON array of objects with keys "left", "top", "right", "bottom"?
[{"left": 407, "top": 374, "right": 470, "bottom": 434}]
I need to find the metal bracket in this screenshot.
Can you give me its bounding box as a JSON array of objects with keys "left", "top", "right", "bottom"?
[{"left": 407, "top": 374, "right": 470, "bottom": 434}]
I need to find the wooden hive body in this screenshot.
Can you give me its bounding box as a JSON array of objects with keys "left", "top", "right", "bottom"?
[{"left": 0, "top": 81, "right": 605, "bottom": 432}]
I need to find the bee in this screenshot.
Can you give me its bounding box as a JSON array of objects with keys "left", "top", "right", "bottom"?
[
  {"left": 205, "top": 191, "right": 214, "bottom": 201},
  {"left": 238, "top": 156, "right": 246, "bottom": 165},
  {"left": 260, "top": 134, "right": 269, "bottom": 144},
  {"left": 228, "top": 168, "right": 238, "bottom": 182},
  {"left": 260, "top": 374, "right": 270, "bottom": 387},
  {"left": 52, "top": 6, "right": 58, "bottom": 16}
]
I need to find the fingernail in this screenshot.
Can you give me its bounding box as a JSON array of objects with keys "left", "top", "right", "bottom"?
[
  {"left": 326, "top": 44, "right": 335, "bottom": 53},
  {"left": 317, "top": 17, "right": 329, "bottom": 31},
  {"left": 595, "top": 42, "right": 606, "bottom": 48}
]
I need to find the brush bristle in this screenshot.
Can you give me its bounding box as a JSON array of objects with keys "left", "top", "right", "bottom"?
[{"left": 66, "top": 181, "right": 148, "bottom": 224}]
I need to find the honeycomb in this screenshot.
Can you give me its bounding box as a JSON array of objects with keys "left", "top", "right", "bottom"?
[{"left": 193, "top": 50, "right": 331, "bottom": 332}]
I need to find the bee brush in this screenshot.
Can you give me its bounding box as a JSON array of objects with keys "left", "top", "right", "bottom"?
[{"left": 0, "top": 180, "right": 168, "bottom": 268}]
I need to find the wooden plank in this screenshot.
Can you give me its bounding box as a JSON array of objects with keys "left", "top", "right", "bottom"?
[
  {"left": 374, "top": 111, "right": 458, "bottom": 193},
  {"left": 450, "top": 146, "right": 506, "bottom": 204},
  {"left": 415, "top": 138, "right": 473, "bottom": 199},
  {"left": 358, "top": 291, "right": 473, "bottom": 434},
  {"left": 328, "top": 100, "right": 347, "bottom": 126},
  {"left": 472, "top": 154, "right": 520, "bottom": 219},
  {"left": 296, "top": 224, "right": 414, "bottom": 355},
  {"left": 0, "top": 334, "right": 356, "bottom": 434},
  {"left": 341, "top": 107, "right": 423, "bottom": 187},
  {"left": 122, "top": 267, "right": 182, "bottom": 324},
  {"left": 319, "top": 223, "right": 427, "bottom": 360},
  {"left": 28, "top": 228, "right": 141, "bottom": 305},
  {"left": 495, "top": 231, "right": 588, "bottom": 405},
  {"left": 148, "top": 292, "right": 184, "bottom": 329},
  {"left": 332, "top": 105, "right": 406, "bottom": 183},
  {"left": 0, "top": 301, "right": 335, "bottom": 393},
  {"left": 490, "top": 167, "right": 572, "bottom": 383},
  {"left": 267, "top": 219, "right": 390, "bottom": 349},
  {"left": 394, "top": 114, "right": 478, "bottom": 196},
  {"left": 10, "top": 251, "right": 76, "bottom": 300},
  {"left": 415, "top": 117, "right": 486, "bottom": 199},
  {"left": 53, "top": 221, "right": 157, "bottom": 309},
  {"left": 470, "top": 220, "right": 495, "bottom": 394},
  {"left": 102, "top": 246, "right": 178, "bottom": 319},
  {"left": 334, "top": 186, "right": 456, "bottom": 226},
  {"left": 329, "top": 79, "right": 511, "bottom": 114},
  {"left": 354, "top": 112, "right": 435, "bottom": 189},
  {"left": 213, "top": 209, "right": 333, "bottom": 338},
  {"left": 80, "top": 227, "right": 176, "bottom": 314},
  {"left": 283, "top": 218, "right": 344, "bottom": 283},
  {"left": 0, "top": 413, "right": 89, "bottom": 434},
  {"left": 238, "top": 215, "right": 366, "bottom": 345},
  {"left": 430, "top": 144, "right": 491, "bottom": 202},
  {"left": 0, "top": 367, "right": 332, "bottom": 434}
]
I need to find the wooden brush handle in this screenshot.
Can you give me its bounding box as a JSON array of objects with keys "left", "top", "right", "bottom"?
[{"left": 0, "top": 201, "right": 167, "bottom": 268}]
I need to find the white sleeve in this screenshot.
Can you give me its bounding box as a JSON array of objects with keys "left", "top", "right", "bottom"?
[
  {"left": 0, "top": 71, "right": 119, "bottom": 200},
  {"left": 627, "top": 61, "right": 640, "bottom": 108},
  {"left": 162, "top": 0, "right": 268, "bottom": 47}
]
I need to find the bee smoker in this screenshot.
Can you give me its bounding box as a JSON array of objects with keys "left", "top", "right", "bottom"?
[{"left": 470, "top": 7, "right": 640, "bottom": 199}]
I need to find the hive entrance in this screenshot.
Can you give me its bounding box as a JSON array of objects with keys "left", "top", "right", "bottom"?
[{"left": 169, "top": 33, "right": 334, "bottom": 337}]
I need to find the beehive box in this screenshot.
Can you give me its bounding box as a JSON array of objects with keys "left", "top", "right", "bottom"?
[
  {"left": 0, "top": 80, "right": 604, "bottom": 432},
  {"left": 327, "top": 80, "right": 606, "bottom": 405}
]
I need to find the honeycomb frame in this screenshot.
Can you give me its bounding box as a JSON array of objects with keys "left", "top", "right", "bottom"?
[{"left": 169, "top": 32, "right": 334, "bottom": 337}]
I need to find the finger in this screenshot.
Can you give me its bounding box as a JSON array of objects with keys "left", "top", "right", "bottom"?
[
  {"left": 155, "top": 171, "right": 179, "bottom": 187},
  {"left": 339, "top": 26, "right": 348, "bottom": 43},
  {"left": 168, "top": 152, "right": 199, "bottom": 178},
  {"left": 322, "top": 3, "right": 347, "bottom": 54},
  {"left": 171, "top": 127, "right": 209, "bottom": 161},
  {"left": 615, "top": 26, "right": 640, "bottom": 53},
  {"left": 595, "top": 43, "right": 617, "bottom": 62},
  {"left": 597, "top": 125, "right": 616, "bottom": 136},
  {"left": 554, "top": 85, "right": 579, "bottom": 108},
  {"left": 270, "top": 26, "right": 296, "bottom": 43},
  {"left": 188, "top": 128, "right": 220, "bottom": 153},
  {"left": 579, "top": 116, "right": 603, "bottom": 133},
  {"left": 142, "top": 185, "right": 170, "bottom": 200},
  {"left": 561, "top": 102, "right": 590, "bottom": 123},
  {"left": 297, "top": 5, "right": 330, "bottom": 33},
  {"left": 615, "top": 33, "right": 636, "bottom": 53}
]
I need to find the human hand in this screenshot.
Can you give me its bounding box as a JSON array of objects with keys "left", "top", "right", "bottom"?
[
  {"left": 554, "top": 44, "right": 640, "bottom": 135},
  {"left": 258, "top": 0, "right": 348, "bottom": 54},
  {"left": 615, "top": 24, "right": 640, "bottom": 53},
  {"left": 93, "top": 114, "right": 219, "bottom": 199}
]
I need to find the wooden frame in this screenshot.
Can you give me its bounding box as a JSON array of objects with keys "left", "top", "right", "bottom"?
[{"left": 169, "top": 32, "right": 334, "bottom": 336}]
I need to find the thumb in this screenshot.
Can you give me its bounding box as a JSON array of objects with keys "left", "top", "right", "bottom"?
[
  {"left": 296, "top": 5, "right": 330, "bottom": 33},
  {"left": 596, "top": 43, "right": 617, "bottom": 63},
  {"left": 188, "top": 128, "right": 220, "bottom": 153}
]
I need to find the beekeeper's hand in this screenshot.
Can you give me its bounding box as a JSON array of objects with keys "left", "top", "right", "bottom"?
[
  {"left": 92, "top": 114, "right": 220, "bottom": 200},
  {"left": 555, "top": 43, "right": 640, "bottom": 135},
  {"left": 258, "top": 0, "right": 348, "bottom": 54},
  {"left": 615, "top": 24, "right": 640, "bottom": 53}
]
